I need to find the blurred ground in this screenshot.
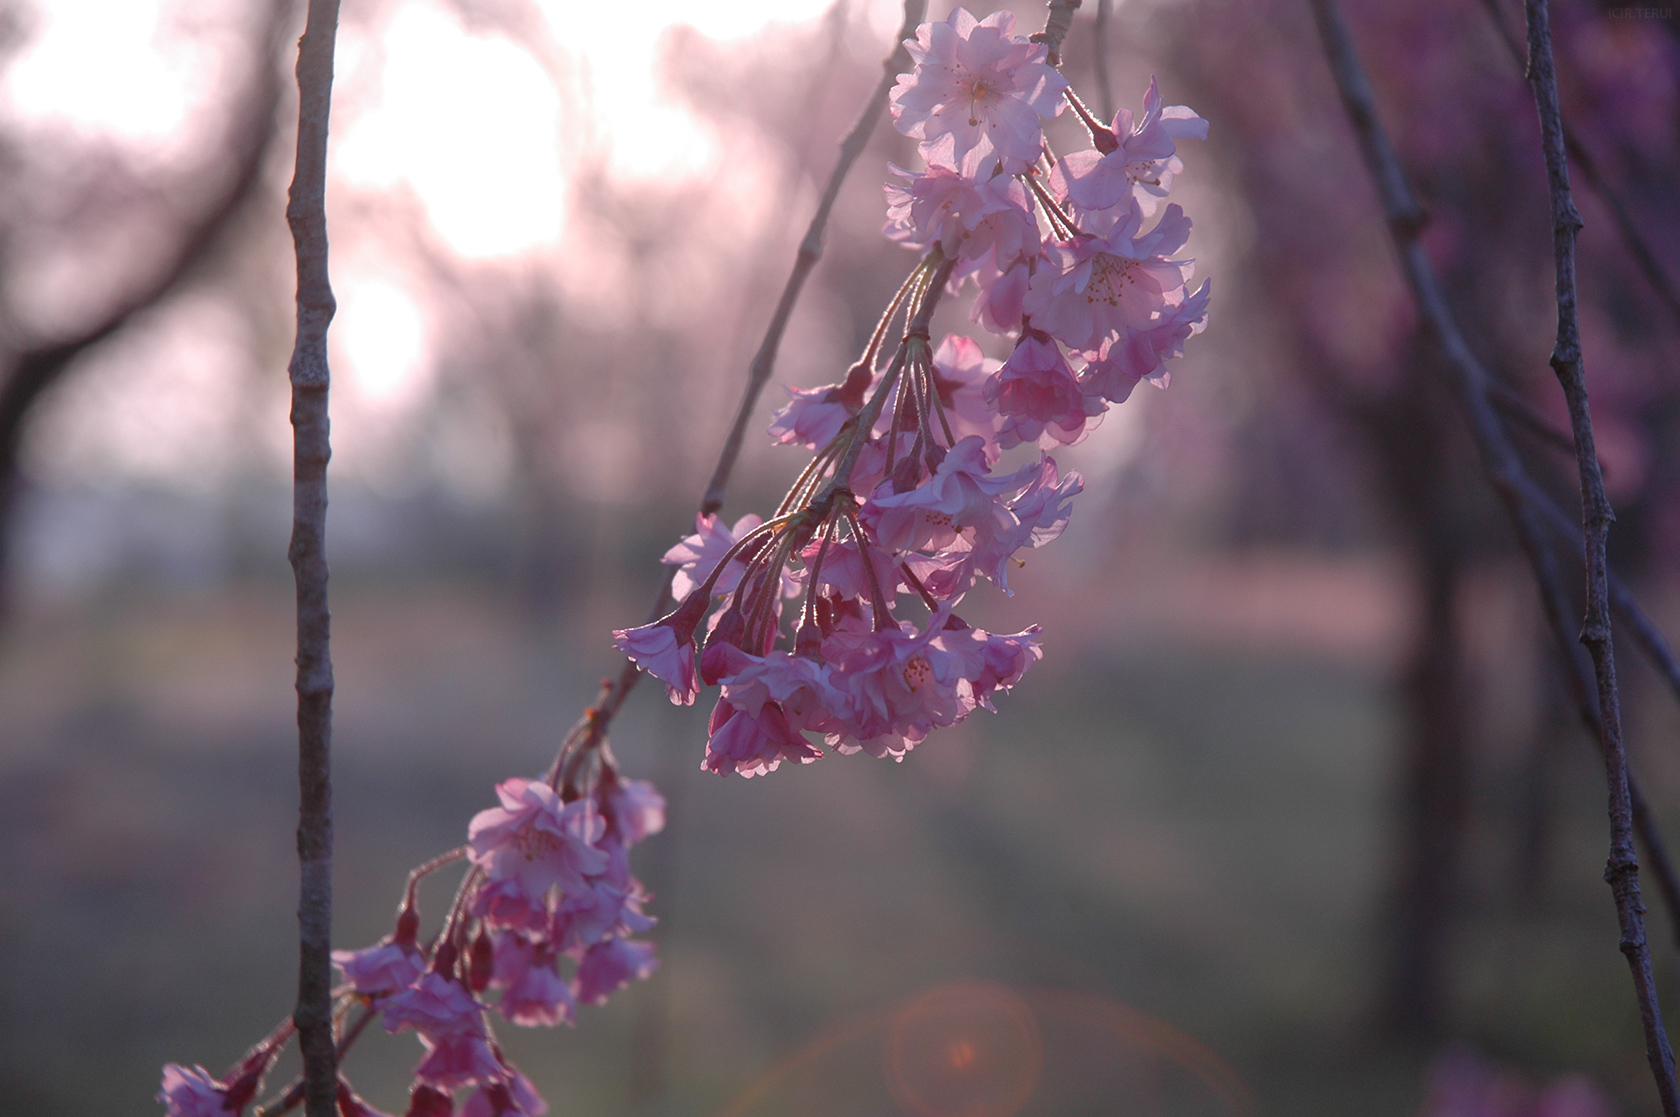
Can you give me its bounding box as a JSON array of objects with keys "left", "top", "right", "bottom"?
[{"left": 3, "top": 512, "right": 1677, "bottom": 1117}]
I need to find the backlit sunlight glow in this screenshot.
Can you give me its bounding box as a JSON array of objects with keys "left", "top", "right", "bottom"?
[
  {"left": 334, "top": 1, "right": 567, "bottom": 260},
  {"left": 2, "top": 0, "right": 215, "bottom": 154},
  {"left": 0, "top": 0, "right": 860, "bottom": 443}
]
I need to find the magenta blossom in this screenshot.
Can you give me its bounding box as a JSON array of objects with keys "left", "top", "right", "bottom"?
[
  {"left": 946, "top": 624, "right": 1043, "bottom": 711},
  {"left": 768, "top": 383, "right": 858, "bottom": 450},
  {"left": 467, "top": 779, "right": 609, "bottom": 903},
  {"left": 412, "top": 1034, "right": 503, "bottom": 1091},
  {"left": 718, "top": 649, "right": 842, "bottom": 735},
  {"left": 889, "top": 7, "right": 1067, "bottom": 175},
  {"left": 927, "top": 334, "right": 1005, "bottom": 456},
  {"left": 863, "top": 435, "right": 1039, "bottom": 554},
  {"left": 822, "top": 613, "right": 973, "bottom": 758},
  {"left": 574, "top": 938, "right": 660, "bottom": 1006},
  {"left": 459, "top": 1074, "right": 548, "bottom": 1117},
  {"left": 968, "top": 256, "right": 1031, "bottom": 335},
  {"left": 970, "top": 456, "right": 1084, "bottom": 593}
]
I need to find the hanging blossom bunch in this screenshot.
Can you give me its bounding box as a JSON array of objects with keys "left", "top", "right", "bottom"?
[
  {"left": 159, "top": 758, "right": 666, "bottom": 1117},
  {"left": 615, "top": 7, "right": 1209, "bottom": 778}
]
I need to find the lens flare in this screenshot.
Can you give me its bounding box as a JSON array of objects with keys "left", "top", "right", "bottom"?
[
  {"left": 721, "top": 981, "right": 1252, "bottom": 1117},
  {"left": 886, "top": 983, "right": 1043, "bottom": 1117}
]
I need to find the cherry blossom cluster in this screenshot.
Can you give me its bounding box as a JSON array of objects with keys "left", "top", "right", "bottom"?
[
  {"left": 158, "top": 768, "right": 666, "bottom": 1117},
  {"left": 615, "top": 7, "right": 1209, "bottom": 778}
]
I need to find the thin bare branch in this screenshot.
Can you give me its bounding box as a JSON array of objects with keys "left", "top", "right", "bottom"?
[
  {"left": 1309, "top": 5, "right": 1680, "bottom": 1103},
  {"left": 1479, "top": 0, "right": 1680, "bottom": 331},
  {"left": 285, "top": 0, "right": 343, "bottom": 1113},
  {"left": 700, "top": 0, "right": 928, "bottom": 517},
  {"left": 1523, "top": 1, "right": 1678, "bottom": 1106}
]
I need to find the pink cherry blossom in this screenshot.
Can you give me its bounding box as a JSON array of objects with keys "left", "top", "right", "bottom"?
[
  {"left": 1057, "top": 77, "right": 1208, "bottom": 215},
  {"left": 718, "top": 649, "right": 842, "bottom": 735},
  {"left": 944, "top": 624, "right": 1043, "bottom": 711},
  {"left": 601, "top": 776, "right": 666, "bottom": 847},
  {"left": 157, "top": 1065, "right": 230, "bottom": 1117},
  {"left": 863, "top": 435, "right": 1039, "bottom": 554},
  {"left": 796, "top": 536, "right": 902, "bottom": 614},
  {"left": 767, "top": 383, "right": 857, "bottom": 450},
  {"left": 663, "top": 512, "right": 765, "bottom": 601},
  {"left": 550, "top": 839, "right": 655, "bottom": 948},
  {"left": 970, "top": 457, "right": 1084, "bottom": 593},
  {"left": 884, "top": 164, "right": 1038, "bottom": 267},
  {"left": 467, "top": 779, "right": 609, "bottom": 902},
  {"left": 890, "top": 7, "right": 1067, "bottom": 175},
  {"left": 969, "top": 255, "right": 1031, "bottom": 335},
  {"left": 703, "top": 697, "right": 823, "bottom": 777},
  {"left": 612, "top": 621, "right": 699, "bottom": 705},
  {"left": 1081, "top": 279, "right": 1210, "bottom": 403},
  {"left": 823, "top": 614, "right": 973, "bottom": 758},
  {"left": 927, "top": 334, "right": 1005, "bottom": 455},
  {"left": 574, "top": 938, "right": 659, "bottom": 1006},
  {"left": 1023, "top": 204, "right": 1195, "bottom": 352},
  {"left": 984, "top": 335, "right": 1105, "bottom": 449},
  {"left": 381, "top": 972, "right": 486, "bottom": 1042},
  {"left": 333, "top": 940, "right": 426, "bottom": 996},
  {"left": 490, "top": 935, "right": 575, "bottom": 1028}
]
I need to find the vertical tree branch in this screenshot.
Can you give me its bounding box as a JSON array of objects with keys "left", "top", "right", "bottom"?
[
  {"left": 699, "top": 0, "right": 928, "bottom": 517},
  {"left": 285, "top": 2, "right": 342, "bottom": 1115},
  {"left": 1307, "top": 4, "right": 1680, "bottom": 1102},
  {"left": 1523, "top": 2, "right": 1679, "bottom": 1110}
]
